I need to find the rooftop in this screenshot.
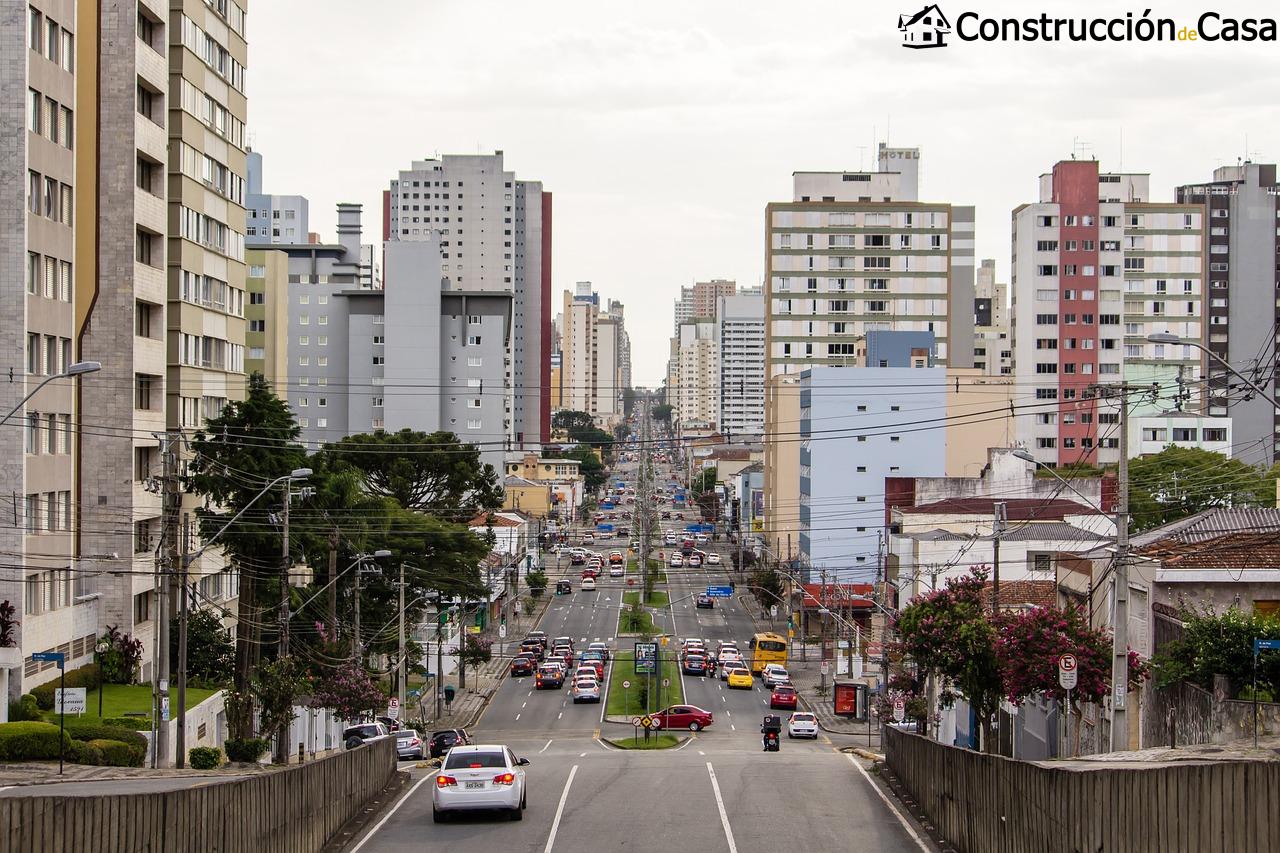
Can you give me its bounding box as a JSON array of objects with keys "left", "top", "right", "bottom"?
[{"left": 899, "top": 497, "right": 1105, "bottom": 520}]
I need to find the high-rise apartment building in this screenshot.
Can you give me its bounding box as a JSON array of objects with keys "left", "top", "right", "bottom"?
[
  {"left": 3, "top": 1, "right": 91, "bottom": 702},
  {"left": 386, "top": 152, "right": 551, "bottom": 445},
  {"left": 594, "top": 299, "right": 631, "bottom": 420},
  {"left": 244, "top": 248, "right": 289, "bottom": 392},
  {"left": 974, "top": 259, "right": 1011, "bottom": 376},
  {"left": 763, "top": 145, "right": 975, "bottom": 557},
  {"left": 561, "top": 284, "right": 599, "bottom": 415},
  {"left": 677, "top": 319, "right": 718, "bottom": 427},
  {"left": 246, "top": 150, "right": 308, "bottom": 243},
  {"left": 1012, "top": 160, "right": 1205, "bottom": 467},
  {"left": 1176, "top": 163, "right": 1280, "bottom": 465},
  {"left": 718, "top": 293, "right": 766, "bottom": 436}
]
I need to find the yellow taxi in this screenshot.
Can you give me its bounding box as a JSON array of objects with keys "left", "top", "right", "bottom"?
[{"left": 726, "top": 667, "right": 753, "bottom": 690}]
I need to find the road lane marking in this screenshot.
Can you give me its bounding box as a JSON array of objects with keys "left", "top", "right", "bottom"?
[
  {"left": 580, "top": 752, "right": 587, "bottom": 757},
  {"left": 522, "top": 702, "right": 527, "bottom": 709},
  {"left": 349, "top": 773, "right": 431, "bottom": 852},
  {"left": 516, "top": 713, "right": 521, "bottom": 721},
  {"left": 543, "top": 764, "right": 579, "bottom": 853},
  {"left": 698, "top": 750, "right": 705, "bottom": 756},
  {"left": 706, "top": 763, "right": 739, "bottom": 853},
  {"left": 845, "top": 755, "right": 931, "bottom": 852},
  {"left": 558, "top": 712, "right": 563, "bottom": 720},
  {"left": 539, "top": 739, "right": 553, "bottom": 753},
  {"left": 730, "top": 724, "right": 735, "bottom": 731}
]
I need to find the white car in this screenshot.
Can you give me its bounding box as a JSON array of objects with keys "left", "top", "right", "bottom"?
[
  {"left": 787, "top": 712, "right": 819, "bottom": 739},
  {"left": 669, "top": 554, "right": 684, "bottom": 568},
  {"left": 762, "top": 664, "right": 790, "bottom": 688},
  {"left": 433, "top": 744, "right": 529, "bottom": 823},
  {"left": 580, "top": 576, "right": 597, "bottom": 591},
  {"left": 609, "top": 564, "right": 624, "bottom": 577},
  {"left": 571, "top": 677, "right": 601, "bottom": 703},
  {"left": 695, "top": 534, "right": 709, "bottom": 545},
  {"left": 707, "top": 553, "right": 721, "bottom": 565}
]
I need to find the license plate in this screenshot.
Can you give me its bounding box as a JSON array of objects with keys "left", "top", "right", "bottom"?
[{"left": 465, "top": 781, "right": 485, "bottom": 790}]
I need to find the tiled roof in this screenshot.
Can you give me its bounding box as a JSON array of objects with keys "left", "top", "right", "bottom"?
[
  {"left": 1131, "top": 507, "right": 1280, "bottom": 547},
  {"left": 504, "top": 475, "right": 542, "bottom": 487},
  {"left": 1138, "top": 531, "right": 1280, "bottom": 569},
  {"left": 899, "top": 497, "right": 1104, "bottom": 519},
  {"left": 469, "top": 512, "right": 521, "bottom": 528},
  {"left": 982, "top": 579, "right": 1057, "bottom": 612}
]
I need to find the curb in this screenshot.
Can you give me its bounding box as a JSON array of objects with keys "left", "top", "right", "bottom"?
[
  {"left": 328, "top": 768, "right": 411, "bottom": 853},
  {"left": 847, "top": 747, "right": 885, "bottom": 762}
]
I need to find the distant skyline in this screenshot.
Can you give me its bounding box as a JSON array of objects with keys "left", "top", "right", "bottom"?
[{"left": 250, "top": 0, "right": 1280, "bottom": 386}]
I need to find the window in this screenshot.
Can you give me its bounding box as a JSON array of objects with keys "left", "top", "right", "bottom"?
[
  {"left": 133, "top": 591, "right": 151, "bottom": 623},
  {"left": 135, "top": 374, "right": 157, "bottom": 410},
  {"left": 136, "top": 229, "right": 159, "bottom": 266},
  {"left": 1035, "top": 363, "right": 1058, "bottom": 374},
  {"left": 1035, "top": 314, "right": 1058, "bottom": 325},
  {"left": 468, "top": 314, "right": 482, "bottom": 325},
  {"left": 467, "top": 336, "right": 482, "bottom": 346},
  {"left": 1203, "top": 428, "right": 1227, "bottom": 442}
]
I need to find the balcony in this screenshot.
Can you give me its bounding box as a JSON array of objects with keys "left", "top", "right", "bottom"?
[{"left": 134, "top": 111, "right": 166, "bottom": 161}]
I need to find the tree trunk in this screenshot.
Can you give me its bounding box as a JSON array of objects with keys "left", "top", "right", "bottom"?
[{"left": 234, "top": 571, "right": 256, "bottom": 695}]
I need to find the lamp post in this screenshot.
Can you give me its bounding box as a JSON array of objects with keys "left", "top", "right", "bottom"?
[
  {"left": 173, "top": 467, "right": 311, "bottom": 768},
  {"left": 1, "top": 361, "right": 102, "bottom": 426}
]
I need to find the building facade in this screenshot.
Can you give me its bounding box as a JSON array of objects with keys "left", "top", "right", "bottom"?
[
  {"left": 1176, "top": 163, "right": 1280, "bottom": 466},
  {"left": 386, "top": 151, "right": 551, "bottom": 446},
  {"left": 677, "top": 319, "right": 718, "bottom": 428},
  {"left": 974, "top": 258, "right": 1011, "bottom": 376},
  {"left": 718, "top": 293, "right": 766, "bottom": 436},
  {"left": 246, "top": 149, "right": 308, "bottom": 243},
  {"left": 1012, "top": 161, "right": 1205, "bottom": 467}
]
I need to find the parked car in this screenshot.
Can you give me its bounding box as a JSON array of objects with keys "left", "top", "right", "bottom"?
[
  {"left": 432, "top": 745, "right": 529, "bottom": 823},
  {"left": 651, "top": 705, "right": 714, "bottom": 732},
  {"left": 343, "top": 722, "right": 390, "bottom": 750},
  {"left": 396, "top": 729, "right": 426, "bottom": 760},
  {"left": 787, "top": 712, "right": 819, "bottom": 739},
  {"left": 427, "top": 728, "right": 470, "bottom": 758}
]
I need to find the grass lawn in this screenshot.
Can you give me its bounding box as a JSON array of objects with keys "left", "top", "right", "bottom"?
[
  {"left": 607, "top": 735, "right": 681, "bottom": 750},
  {"left": 622, "top": 590, "right": 670, "bottom": 608},
  {"left": 605, "top": 650, "right": 684, "bottom": 716},
  {"left": 46, "top": 684, "right": 218, "bottom": 726},
  {"left": 618, "top": 606, "right": 657, "bottom": 636}
]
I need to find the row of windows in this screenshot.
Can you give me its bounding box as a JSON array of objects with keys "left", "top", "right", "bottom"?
[
  {"left": 779, "top": 233, "right": 945, "bottom": 250},
  {"left": 26, "top": 334, "right": 72, "bottom": 378},
  {"left": 26, "top": 253, "right": 71, "bottom": 301},
  {"left": 25, "top": 412, "right": 72, "bottom": 456},
  {"left": 178, "top": 207, "right": 245, "bottom": 262},
  {"left": 24, "top": 491, "right": 73, "bottom": 534},
  {"left": 26, "top": 88, "right": 73, "bottom": 149},
  {"left": 180, "top": 15, "right": 246, "bottom": 93},
  {"left": 178, "top": 143, "right": 245, "bottom": 204},
  {"left": 1037, "top": 437, "right": 1119, "bottom": 450},
  {"left": 177, "top": 77, "right": 245, "bottom": 150},
  {"left": 27, "top": 170, "right": 72, "bottom": 226},
  {"left": 204, "top": 0, "right": 248, "bottom": 37},
  {"left": 177, "top": 334, "right": 245, "bottom": 372},
  {"left": 28, "top": 8, "right": 73, "bottom": 72},
  {"left": 1141, "top": 427, "right": 1228, "bottom": 443},
  {"left": 1034, "top": 362, "right": 1120, "bottom": 375},
  {"left": 179, "top": 271, "right": 245, "bottom": 316},
  {"left": 176, "top": 396, "right": 227, "bottom": 428}
]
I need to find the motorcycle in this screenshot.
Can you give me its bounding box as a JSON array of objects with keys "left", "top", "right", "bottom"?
[{"left": 761, "top": 713, "right": 781, "bottom": 752}]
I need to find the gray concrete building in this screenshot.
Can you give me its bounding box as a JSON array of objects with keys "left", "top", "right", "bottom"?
[
  {"left": 1177, "top": 163, "right": 1280, "bottom": 466},
  {"left": 387, "top": 151, "right": 551, "bottom": 447},
  {"left": 247, "top": 149, "right": 309, "bottom": 243}
]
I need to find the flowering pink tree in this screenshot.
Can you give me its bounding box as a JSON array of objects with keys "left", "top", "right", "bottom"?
[
  {"left": 997, "top": 605, "right": 1110, "bottom": 707},
  {"left": 311, "top": 666, "right": 387, "bottom": 721}
]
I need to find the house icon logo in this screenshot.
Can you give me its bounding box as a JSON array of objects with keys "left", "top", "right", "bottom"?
[{"left": 899, "top": 4, "right": 951, "bottom": 48}]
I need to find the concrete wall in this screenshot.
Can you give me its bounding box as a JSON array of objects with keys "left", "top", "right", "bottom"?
[
  {"left": 884, "top": 726, "right": 1280, "bottom": 853},
  {"left": 3, "top": 737, "right": 398, "bottom": 853}
]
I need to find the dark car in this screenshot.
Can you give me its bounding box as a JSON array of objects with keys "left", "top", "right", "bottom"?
[
  {"left": 556, "top": 580, "right": 573, "bottom": 595},
  {"left": 510, "top": 654, "right": 537, "bottom": 676},
  {"left": 343, "top": 722, "right": 390, "bottom": 750},
  {"left": 536, "top": 664, "right": 565, "bottom": 690},
  {"left": 695, "top": 594, "right": 714, "bottom": 609},
  {"left": 519, "top": 640, "right": 545, "bottom": 661},
  {"left": 428, "top": 728, "right": 470, "bottom": 758},
  {"left": 682, "top": 655, "right": 708, "bottom": 676}
]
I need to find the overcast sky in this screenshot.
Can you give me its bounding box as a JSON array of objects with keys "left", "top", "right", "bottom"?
[{"left": 249, "top": 0, "right": 1280, "bottom": 386}]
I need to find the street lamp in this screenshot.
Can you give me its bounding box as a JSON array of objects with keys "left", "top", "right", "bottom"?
[
  {"left": 1146, "top": 332, "right": 1280, "bottom": 411},
  {"left": 2, "top": 361, "right": 102, "bottom": 426}
]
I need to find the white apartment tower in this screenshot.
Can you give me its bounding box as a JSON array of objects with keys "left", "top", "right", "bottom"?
[
  {"left": 387, "top": 151, "right": 552, "bottom": 445},
  {"left": 718, "top": 293, "right": 765, "bottom": 436},
  {"left": 678, "top": 319, "right": 719, "bottom": 428}
]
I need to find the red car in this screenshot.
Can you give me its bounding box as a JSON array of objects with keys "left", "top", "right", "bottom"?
[
  {"left": 510, "top": 655, "right": 536, "bottom": 676},
  {"left": 652, "top": 705, "right": 713, "bottom": 732},
  {"left": 582, "top": 567, "right": 599, "bottom": 580},
  {"left": 770, "top": 685, "right": 798, "bottom": 710}
]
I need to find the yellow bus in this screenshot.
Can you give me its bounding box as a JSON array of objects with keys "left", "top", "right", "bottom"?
[{"left": 747, "top": 632, "right": 787, "bottom": 674}]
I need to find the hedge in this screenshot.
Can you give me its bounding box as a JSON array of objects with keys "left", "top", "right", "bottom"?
[
  {"left": 7, "top": 694, "right": 42, "bottom": 722},
  {"left": 30, "top": 664, "right": 102, "bottom": 711},
  {"left": 100, "top": 716, "right": 149, "bottom": 730},
  {"left": 0, "top": 722, "right": 74, "bottom": 761},
  {"left": 188, "top": 746, "right": 223, "bottom": 769},
  {"left": 224, "top": 738, "right": 269, "bottom": 762},
  {"left": 62, "top": 723, "right": 147, "bottom": 765},
  {"left": 85, "top": 739, "right": 142, "bottom": 767}
]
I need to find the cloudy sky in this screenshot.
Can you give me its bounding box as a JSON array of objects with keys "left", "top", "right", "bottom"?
[{"left": 250, "top": 0, "right": 1280, "bottom": 386}]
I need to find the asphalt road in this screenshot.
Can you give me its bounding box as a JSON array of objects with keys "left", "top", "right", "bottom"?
[{"left": 351, "top": 452, "right": 928, "bottom": 852}]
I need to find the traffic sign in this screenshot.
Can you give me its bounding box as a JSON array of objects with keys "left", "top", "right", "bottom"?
[
  {"left": 498, "top": 624, "right": 507, "bottom": 639},
  {"left": 662, "top": 678, "right": 670, "bottom": 688},
  {"left": 631, "top": 716, "right": 642, "bottom": 727},
  {"left": 387, "top": 698, "right": 400, "bottom": 720},
  {"left": 32, "top": 651, "right": 65, "bottom": 668},
  {"left": 1058, "top": 654, "right": 1078, "bottom": 691},
  {"left": 706, "top": 586, "right": 733, "bottom": 598},
  {"left": 1255, "top": 639, "right": 1280, "bottom": 653},
  {"left": 622, "top": 680, "right": 631, "bottom": 689},
  {"left": 820, "top": 660, "right": 829, "bottom": 675},
  {"left": 893, "top": 698, "right": 905, "bottom": 722},
  {"left": 769, "top": 605, "right": 778, "bottom": 618},
  {"left": 55, "top": 688, "right": 86, "bottom": 715},
  {"left": 640, "top": 715, "right": 653, "bottom": 729}
]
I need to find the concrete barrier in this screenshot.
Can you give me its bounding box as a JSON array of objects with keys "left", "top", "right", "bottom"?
[
  {"left": 883, "top": 726, "right": 1280, "bottom": 853},
  {"left": 2, "top": 737, "right": 397, "bottom": 852}
]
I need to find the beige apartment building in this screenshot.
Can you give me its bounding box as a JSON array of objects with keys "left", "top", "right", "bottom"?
[{"left": 245, "top": 248, "right": 290, "bottom": 393}]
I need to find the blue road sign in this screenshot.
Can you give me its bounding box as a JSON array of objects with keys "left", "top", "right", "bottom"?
[
  {"left": 32, "top": 651, "right": 65, "bottom": 668},
  {"left": 706, "top": 586, "right": 734, "bottom": 598},
  {"left": 1255, "top": 639, "right": 1280, "bottom": 653}
]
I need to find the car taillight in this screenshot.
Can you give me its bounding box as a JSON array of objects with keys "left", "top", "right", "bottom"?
[
  {"left": 437, "top": 775, "right": 457, "bottom": 788},
  {"left": 493, "top": 772, "right": 516, "bottom": 785}
]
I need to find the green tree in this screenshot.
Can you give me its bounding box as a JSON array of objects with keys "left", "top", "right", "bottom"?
[
  {"left": 250, "top": 656, "right": 310, "bottom": 763},
  {"left": 652, "top": 404, "right": 674, "bottom": 425},
  {"left": 894, "top": 569, "right": 1003, "bottom": 752},
  {"left": 525, "top": 569, "right": 548, "bottom": 598},
  {"left": 1129, "top": 446, "right": 1276, "bottom": 531},
  {"left": 548, "top": 446, "right": 607, "bottom": 493},
  {"left": 1152, "top": 604, "right": 1280, "bottom": 697},
  {"left": 552, "top": 410, "right": 595, "bottom": 434},
  {"left": 320, "top": 429, "right": 501, "bottom": 521},
  {"left": 693, "top": 465, "right": 718, "bottom": 495},
  {"left": 187, "top": 373, "right": 308, "bottom": 694},
  {"left": 748, "top": 563, "right": 782, "bottom": 611},
  {"left": 170, "top": 609, "right": 235, "bottom": 687}
]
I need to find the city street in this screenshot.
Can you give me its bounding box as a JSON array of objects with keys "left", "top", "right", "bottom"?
[{"left": 350, "top": 428, "right": 928, "bottom": 853}]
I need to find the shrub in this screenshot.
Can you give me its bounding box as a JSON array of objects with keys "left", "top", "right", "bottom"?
[
  {"left": 8, "top": 694, "right": 42, "bottom": 722},
  {"left": 98, "top": 625, "right": 143, "bottom": 685},
  {"left": 100, "top": 716, "right": 148, "bottom": 730},
  {"left": 72, "top": 740, "right": 104, "bottom": 766},
  {"left": 30, "top": 664, "right": 102, "bottom": 711},
  {"left": 188, "top": 746, "right": 223, "bottom": 770},
  {"left": 88, "top": 739, "right": 143, "bottom": 767},
  {"left": 224, "top": 737, "right": 269, "bottom": 763},
  {"left": 0, "top": 721, "right": 73, "bottom": 761},
  {"left": 63, "top": 722, "right": 147, "bottom": 766}
]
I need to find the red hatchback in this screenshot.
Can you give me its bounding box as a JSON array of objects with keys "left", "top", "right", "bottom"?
[
  {"left": 770, "top": 685, "right": 798, "bottom": 710},
  {"left": 652, "top": 705, "right": 714, "bottom": 732}
]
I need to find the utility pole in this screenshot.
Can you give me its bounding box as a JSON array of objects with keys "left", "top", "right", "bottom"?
[
  {"left": 435, "top": 603, "right": 444, "bottom": 720},
  {"left": 327, "top": 529, "right": 339, "bottom": 633},
  {"left": 876, "top": 531, "right": 888, "bottom": 692},
  {"left": 154, "top": 430, "right": 180, "bottom": 768},
  {"left": 992, "top": 501, "right": 1008, "bottom": 614},
  {"left": 352, "top": 562, "right": 362, "bottom": 663},
  {"left": 275, "top": 482, "right": 293, "bottom": 765},
  {"left": 175, "top": 514, "right": 191, "bottom": 768},
  {"left": 398, "top": 562, "right": 407, "bottom": 714},
  {"left": 1109, "top": 386, "right": 1132, "bottom": 750},
  {"left": 820, "top": 567, "right": 829, "bottom": 690}
]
